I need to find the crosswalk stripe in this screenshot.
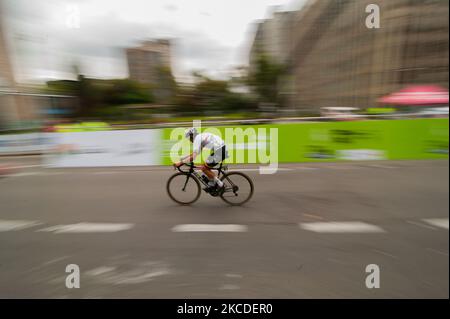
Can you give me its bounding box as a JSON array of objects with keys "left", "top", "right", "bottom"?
[
  {"left": 299, "top": 221, "right": 385, "bottom": 233},
  {"left": 172, "top": 224, "right": 248, "bottom": 232},
  {"left": 422, "top": 218, "right": 449, "bottom": 230},
  {"left": 37, "top": 223, "right": 134, "bottom": 233},
  {"left": 0, "top": 220, "right": 42, "bottom": 232}
]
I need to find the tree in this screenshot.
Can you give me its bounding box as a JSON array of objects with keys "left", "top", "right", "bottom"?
[
  {"left": 105, "top": 79, "right": 154, "bottom": 105},
  {"left": 154, "top": 66, "right": 177, "bottom": 103},
  {"left": 46, "top": 77, "right": 154, "bottom": 119},
  {"left": 171, "top": 72, "right": 256, "bottom": 115},
  {"left": 247, "top": 54, "right": 285, "bottom": 105}
]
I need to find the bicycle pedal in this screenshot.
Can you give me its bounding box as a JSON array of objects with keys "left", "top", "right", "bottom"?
[{"left": 214, "top": 186, "right": 225, "bottom": 196}]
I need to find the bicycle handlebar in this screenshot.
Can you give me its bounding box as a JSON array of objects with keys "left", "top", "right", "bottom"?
[
  {"left": 174, "top": 162, "right": 195, "bottom": 173},
  {"left": 173, "top": 162, "right": 224, "bottom": 173}
]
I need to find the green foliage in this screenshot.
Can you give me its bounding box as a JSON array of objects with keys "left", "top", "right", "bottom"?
[
  {"left": 46, "top": 77, "right": 154, "bottom": 118},
  {"left": 44, "top": 65, "right": 260, "bottom": 121},
  {"left": 171, "top": 73, "right": 257, "bottom": 115},
  {"left": 45, "top": 79, "right": 79, "bottom": 94},
  {"left": 247, "top": 54, "right": 285, "bottom": 104},
  {"left": 105, "top": 79, "right": 154, "bottom": 105}
]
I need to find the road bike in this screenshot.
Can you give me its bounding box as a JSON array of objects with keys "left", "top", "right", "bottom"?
[{"left": 167, "top": 162, "right": 254, "bottom": 206}]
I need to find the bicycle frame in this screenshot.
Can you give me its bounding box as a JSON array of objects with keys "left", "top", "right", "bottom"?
[
  {"left": 169, "top": 162, "right": 253, "bottom": 205},
  {"left": 176, "top": 162, "right": 232, "bottom": 192}
]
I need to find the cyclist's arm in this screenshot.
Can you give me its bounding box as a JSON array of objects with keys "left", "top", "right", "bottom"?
[
  {"left": 175, "top": 135, "right": 201, "bottom": 166},
  {"left": 175, "top": 151, "right": 198, "bottom": 166}
]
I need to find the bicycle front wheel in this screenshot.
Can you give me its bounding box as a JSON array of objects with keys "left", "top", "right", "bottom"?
[
  {"left": 167, "top": 173, "right": 201, "bottom": 205},
  {"left": 220, "top": 172, "right": 254, "bottom": 206}
]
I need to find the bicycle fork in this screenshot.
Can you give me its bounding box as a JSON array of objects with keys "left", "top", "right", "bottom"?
[{"left": 182, "top": 174, "right": 190, "bottom": 192}]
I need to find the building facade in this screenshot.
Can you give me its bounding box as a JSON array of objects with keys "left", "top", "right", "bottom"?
[
  {"left": 249, "top": 0, "right": 449, "bottom": 114},
  {"left": 1, "top": 3, "right": 47, "bottom": 129},
  {"left": 249, "top": 8, "right": 294, "bottom": 72},
  {"left": 291, "top": 0, "right": 449, "bottom": 113},
  {"left": 0, "top": 4, "right": 19, "bottom": 129},
  {"left": 126, "top": 39, "right": 174, "bottom": 102}
]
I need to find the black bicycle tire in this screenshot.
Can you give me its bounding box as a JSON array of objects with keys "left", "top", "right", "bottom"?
[
  {"left": 220, "top": 171, "right": 254, "bottom": 206},
  {"left": 166, "top": 172, "right": 201, "bottom": 205}
]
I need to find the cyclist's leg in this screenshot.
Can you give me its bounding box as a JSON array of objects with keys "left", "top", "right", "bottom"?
[
  {"left": 202, "top": 151, "right": 218, "bottom": 177},
  {"left": 202, "top": 155, "right": 223, "bottom": 188},
  {"left": 200, "top": 162, "right": 216, "bottom": 179}
]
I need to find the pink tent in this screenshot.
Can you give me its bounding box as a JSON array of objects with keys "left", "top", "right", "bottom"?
[{"left": 378, "top": 85, "right": 449, "bottom": 105}]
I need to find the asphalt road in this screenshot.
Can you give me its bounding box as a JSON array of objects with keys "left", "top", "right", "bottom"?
[{"left": 0, "top": 159, "right": 448, "bottom": 298}]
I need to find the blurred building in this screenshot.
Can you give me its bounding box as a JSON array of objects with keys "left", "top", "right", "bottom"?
[
  {"left": 248, "top": 7, "right": 296, "bottom": 113},
  {"left": 250, "top": 0, "right": 449, "bottom": 114},
  {"left": 0, "top": 5, "right": 19, "bottom": 129},
  {"left": 1, "top": 3, "right": 53, "bottom": 129},
  {"left": 126, "top": 39, "right": 174, "bottom": 103},
  {"left": 249, "top": 7, "right": 294, "bottom": 72}
]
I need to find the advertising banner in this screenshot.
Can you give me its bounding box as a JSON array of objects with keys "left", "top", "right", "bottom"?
[
  {"left": 0, "top": 133, "right": 51, "bottom": 154},
  {"left": 45, "top": 129, "right": 161, "bottom": 167},
  {"left": 161, "top": 119, "right": 449, "bottom": 165},
  {"left": 4, "top": 118, "right": 446, "bottom": 167}
]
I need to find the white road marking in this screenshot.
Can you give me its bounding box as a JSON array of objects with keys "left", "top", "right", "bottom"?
[
  {"left": 93, "top": 171, "right": 120, "bottom": 175},
  {"left": 299, "top": 221, "right": 385, "bottom": 233},
  {"left": 357, "top": 164, "right": 396, "bottom": 169},
  {"left": 422, "top": 218, "right": 449, "bottom": 230},
  {"left": 406, "top": 220, "right": 437, "bottom": 230},
  {"left": 0, "top": 219, "right": 42, "bottom": 232},
  {"left": 368, "top": 164, "right": 396, "bottom": 169},
  {"left": 8, "top": 172, "right": 42, "bottom": 177},
  {"left": 219, "top": 284, "right": 240, "bottom": 290},
  {"left": 372, "top": 249, "right": 398, "bottom": 259},
  {"left": 42, "top": 256, "right": 71, "bottom": 266},
  {"left": 172, "top": 224, "right": 248, "bottom": 232},
  {"left": 86, "top": 262, "right": 170, "bottom": 284},
  {"left": 85, "top": 267, "right": 117, "bottom": 276},
  {"left": 426, "top": 248, "right": 449, "bottom": 257},
  {"left": 27, "top": 256, "right": 72, "bottom": 273},
  {"left": 37, "top": 222, "right": 134, "bottom": 233},
  {"left": 225, "top": 273, "right": 243, "bottom": 278}
]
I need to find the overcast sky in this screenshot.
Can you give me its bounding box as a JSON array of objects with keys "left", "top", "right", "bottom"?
[{"left": 1, "top": 0, "right": 304, "bottom": 83}]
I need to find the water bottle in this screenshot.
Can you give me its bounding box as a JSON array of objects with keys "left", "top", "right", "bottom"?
[
  {"left": 193, "top": 170, "right": 202, "bottom": 178},
  {"left": 200, "top": 173, "right": 210, "bottom": 185}
]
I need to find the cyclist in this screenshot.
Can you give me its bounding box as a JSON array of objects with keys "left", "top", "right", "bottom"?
[{"left": 174, "top": 127, "right": 228, "bottom": 192}]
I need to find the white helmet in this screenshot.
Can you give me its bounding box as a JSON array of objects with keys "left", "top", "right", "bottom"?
[{"left": 184, "top": 127, "right": 198, "bottom": 139}]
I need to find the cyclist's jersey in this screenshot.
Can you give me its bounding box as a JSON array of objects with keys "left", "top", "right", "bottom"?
[{"left": 193, "top": 133, "right": 225, "bottom": 154}]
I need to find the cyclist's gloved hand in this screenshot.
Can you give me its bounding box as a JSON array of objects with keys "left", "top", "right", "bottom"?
[{"left": 174, "top": 161, "right": 182, "bottom": 168}]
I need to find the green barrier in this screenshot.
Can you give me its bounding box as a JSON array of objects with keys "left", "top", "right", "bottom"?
[
  {"left": 55, "top": 122, "right": 111, "bottom": 132},
  {"left": 366, "top": 108, "right": 396, "bottom": 115},
  {"left": 161, "top": 119, "right": 448, "bottom": 164}
]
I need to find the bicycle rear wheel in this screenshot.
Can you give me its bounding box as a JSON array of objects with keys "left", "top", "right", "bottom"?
[
  {"left": 220, "top": 172, "right": 254, "bottom": 206},
  {"left": 167, "top": 173, "right": 201, "bottom": 205}
]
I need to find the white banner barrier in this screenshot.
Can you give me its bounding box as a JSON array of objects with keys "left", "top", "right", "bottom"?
[
  {"left": 0, "top": 133, "right": 51, "bottom": 154},
  {"left": 45, "top": 129, "right": 161, "bottom": 167}
]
